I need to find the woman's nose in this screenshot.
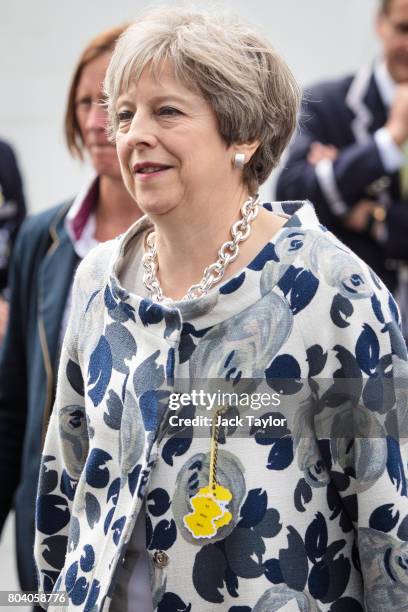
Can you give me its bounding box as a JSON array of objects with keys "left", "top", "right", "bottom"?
[
  {"left": 125, "top": 112, "right": 157, "bottom": 149},
  {"left": 85, "top": 103, "right": 108, "bottom": 131}
]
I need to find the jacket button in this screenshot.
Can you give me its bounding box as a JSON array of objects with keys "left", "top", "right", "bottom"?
[{"left": 153, "top": 550, "right": 169, "bottom": 568}]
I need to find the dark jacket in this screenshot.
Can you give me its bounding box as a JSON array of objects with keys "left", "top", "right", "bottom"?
[
  {"left": 276, "top": 66, "right": 408, "bottom": 292},
  {"left": 0, "top": 201, "right": 78, "bottom": 590},
  {"left": 0, "top": 140, "right": 26, "bottom": 292}
]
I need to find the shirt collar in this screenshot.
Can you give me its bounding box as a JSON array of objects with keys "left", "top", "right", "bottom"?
[
  {"left": 374, "top": 58, "right": 396, "bottom": 108},
  {"left": 65, "top": 175, "right": 99, "bottom": 259}
]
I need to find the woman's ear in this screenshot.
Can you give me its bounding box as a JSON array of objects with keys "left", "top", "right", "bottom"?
[{"left": 233, "top": 139, "right": 260, "bottom": 165}]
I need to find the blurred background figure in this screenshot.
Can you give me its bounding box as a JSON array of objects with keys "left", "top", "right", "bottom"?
[
  {"left": 0, "top": 24, "right": 142, "bottom": 602},
  {"left": 0, "top": 140, "right": 26, "bottom": 344},
  {"left": 276, "top": 0, "right": 408, "bottom": 336}
]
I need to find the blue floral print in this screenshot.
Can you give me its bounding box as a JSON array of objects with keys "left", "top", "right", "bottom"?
[{"left": 34, "top": 201, "right": 408, "bottom": 611}]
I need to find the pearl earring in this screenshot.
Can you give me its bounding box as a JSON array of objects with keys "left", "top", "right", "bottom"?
[{"left": 233, "top": 153, "right": 245, "bottom": 169}]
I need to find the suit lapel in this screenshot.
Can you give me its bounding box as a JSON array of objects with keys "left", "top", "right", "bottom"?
[
  {"left": 364, "top": 75, "right": 388, "bottom": 131},
  {"left": 345, "top": 64, "right": 387, "bottom": 142},
  {"left": 346, "top": 64, "right": 399, "bottom": 204}
]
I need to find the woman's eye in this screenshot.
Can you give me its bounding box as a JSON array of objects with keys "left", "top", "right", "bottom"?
[
  {"left": 75, "top": 97, "right": 92, "bottom": 109},
  {"left": 117, "top": 110, "right": 133, "bottom": 123},
  {"left": 158, "top": 106, "right": 181, "bottom": 117}
]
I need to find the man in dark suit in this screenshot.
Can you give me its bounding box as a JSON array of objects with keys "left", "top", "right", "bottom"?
[
  {"left": 0, "top": 140, "right": 26, "bottom": 342},
  {"left": 276, "top": 0, "right": 408, "bottom": 318}
]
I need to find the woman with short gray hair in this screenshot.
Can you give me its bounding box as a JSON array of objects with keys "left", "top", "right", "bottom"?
[
  {"left": 105, "top": 7, "right": 300, "bottom": 194},
  {"left": 35, "top": 7, "right": 408, "bottom": 611}
]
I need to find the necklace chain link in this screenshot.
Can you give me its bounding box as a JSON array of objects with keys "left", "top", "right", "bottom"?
[{"left": 142, "top": 193, "right": 260, "bottom": 303}]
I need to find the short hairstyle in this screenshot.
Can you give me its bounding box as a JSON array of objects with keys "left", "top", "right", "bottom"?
[
  {"left": 104, "top": 7, "right": 301, "bottom": 193},
  {"left": 65, "top": 24, "right": 128, "bottom": 159}
]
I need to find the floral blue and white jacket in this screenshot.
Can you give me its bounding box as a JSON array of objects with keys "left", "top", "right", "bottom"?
[{"left": 35, "top": 201, "right": 408, "bottom": 611}]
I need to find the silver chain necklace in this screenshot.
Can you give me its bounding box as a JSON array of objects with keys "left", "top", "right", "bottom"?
[{"left": 142, "top": 193, "right": 260, "bottom": 303}]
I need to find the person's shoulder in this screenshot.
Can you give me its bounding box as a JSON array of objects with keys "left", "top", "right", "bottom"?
[
  {"left": 21, "top": 201, "right": 69, "bottom": 231},
  {"left": 0, "top": 138, "right": 19, "bottom": 161},
  {"left": 274, "top": 203, "right": 389, "bottom": 304},
  {"left": 76, "top": 215, "right": 150, "bottom": 285},
  {"left": 74, "top": 236, "right": 119, "bottom": 287},
  {"left": 300, "top": 222, "right": 384, "bottom": 294},
  {"left": 301, "top": 225, "right": 408, "bottom": 365},
  {"left": 14, "top": 201, "right": 71, "bottom": 255},
  {"left": 70, "top": 238, "right": 122, "bottom": 334},
  {"left": 272, "top": 201, "right": 407, "bottom": 366}
]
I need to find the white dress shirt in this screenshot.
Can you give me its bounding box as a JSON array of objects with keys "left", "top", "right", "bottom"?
[{"left": 373, "top": 59, "right": 405, "bottom": 172}]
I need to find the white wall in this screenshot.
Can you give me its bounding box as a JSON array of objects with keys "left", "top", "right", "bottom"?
[{"left": 1, "top": 0, "right": 379, "bottom": 213}]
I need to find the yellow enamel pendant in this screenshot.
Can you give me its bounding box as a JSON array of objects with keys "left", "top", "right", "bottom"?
[{"left": 184, "top": 407, "right": 233, "bottom": 539}]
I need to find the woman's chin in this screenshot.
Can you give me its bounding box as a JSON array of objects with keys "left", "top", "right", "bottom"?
[
  {"left": 136, "top": 198, "right": 178, "bottom": 218},
  {"left": 92, "top": 162, "right": 123, "bottom": 181}
]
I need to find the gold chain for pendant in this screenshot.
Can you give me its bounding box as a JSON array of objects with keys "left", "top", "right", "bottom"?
[{"left": 209, "top": 406, "right": 227, "bottom": 491}]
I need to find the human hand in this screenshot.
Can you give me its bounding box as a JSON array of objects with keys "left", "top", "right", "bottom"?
[
  {"left": 0, "top": 297, "right": 9, "bottom": 345},
  {"left": 307, "top": 142, "right": 339, "bottom": 165},
  {"left": 386, "top": 84, "right": 408, "bottom": 146},
  {"left": 343, "top": 199, "right": 377, "bottom": 233}
]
